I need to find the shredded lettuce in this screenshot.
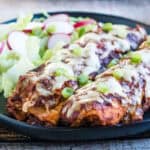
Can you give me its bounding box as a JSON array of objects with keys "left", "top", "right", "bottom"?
[
  {"left": 0, "top": 14, "right": 33, "bottom": 41},
  {"left": 1, "top": 74, "right": 14, "bottom": 98},
  {"left": 42, "top": 50, "right": 53, "bottom": 62},
  {"left": 1, "top": 57, "right": 35, "bottom": 97},
  {"left": 0, "top": 13, "right": 101, "bottom": 99},
  {"left": 39, "top": 36, "right": 49, "bottom": 57},
  {"left": 71, "top": 31, "right": 79, "bottom": 42},
  {"left": 109, "top": 25, "right": 128, "bottom": 38},
  {"left": 14, "top": 13, "right": 33, "bottom": 30},
  {"left": 26, "top": 36, "right": 40, "bottom": 63},
  {"left": 0, "top": 52, "right": 20, "bottom": 74},
  {"left": 0, "top": 24, "right": 15, "bottom": 41}
]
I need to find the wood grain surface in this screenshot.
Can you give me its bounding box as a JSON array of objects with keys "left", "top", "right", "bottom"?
[{"left": 0, "top": 0, "right": 150, "bottom": 149}]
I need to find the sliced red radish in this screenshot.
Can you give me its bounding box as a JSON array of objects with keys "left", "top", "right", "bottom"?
[
  {"left": 0, "top": 41, "right": 5, "bottom": 54},
  {"left": 45, "top": 21, "right": 74, "bottom": 34},
  {"left": 73, "top": 19, "right": 96, "bottom": 28},
  {"left": 44, "top": 14, "right": 69, "bottom": 24},
  {"left": 7, "top": 31, "right": 28, "bottom": 55},
  {"left": 48, "top": 33, "right": 71, "bottom": 49},
  {"left": 23, "top": 22, "right": 44, "bottom": 33}
]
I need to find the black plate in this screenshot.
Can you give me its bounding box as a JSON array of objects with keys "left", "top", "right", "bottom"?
[{"left": 0, "top": 11, "right": 150, "bottom": 141}]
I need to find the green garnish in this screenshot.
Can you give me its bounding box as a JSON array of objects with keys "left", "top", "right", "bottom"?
[
  {"left": 130, "top": 53, "right": 142, "bottom": 64},
  {"left": 32, "top": 27, "right": 43, "bottom": 36},
  {"left": 72, "top": 47, "right": 82, "bottom": 56},
  {"left": 97, "top": 83, "right": 109, "bottom": 94},
  {"left": 46, "top": 25, "right": 56, "bottom": 34},
  {"left": 61, "top": 87, "right": 74, "bottom": 99},
  {"left": 107, "top": 59, "right": 118, "bottom": 68},
  {"left": 78, "top": 27, "right": 86, "bottom": 37},
  {"left": 77, "top": 74, "right": 89, "bottom": 86},
  {"left": 102, "top": 23, "right": 113, "bottom": 32},
  {"left": 113, "top": 69, "right": 124, "bottom": 80}
]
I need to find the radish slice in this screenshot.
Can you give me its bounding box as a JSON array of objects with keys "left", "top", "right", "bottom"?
[
  {"left": 45, "top": 21, "right": 74, "bottom": 34},
  {"left": 0, "top": 41, "right": 5, "bottom": 54},
  {"left": 23, "top": 22, "right": 44, "bottom": 33},
  {"left": 48, "top": 34, "right": 71, "bottom": 49},
  {"left": 44, "top": 14, "right": 69, "bottom": 23},
  {"left": 74, "top": 19, "right": 96, "bottom": 28},
  {"left": 7, "top": 31, "right": 28, "bottom": 56}
]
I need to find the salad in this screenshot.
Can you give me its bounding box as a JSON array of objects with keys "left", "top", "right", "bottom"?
[
  {"left": 0, "top": 13, "right": 98, "bottom": 97},
  {"left": 0, "top": 13, "right": 146, "bottom": 99}
]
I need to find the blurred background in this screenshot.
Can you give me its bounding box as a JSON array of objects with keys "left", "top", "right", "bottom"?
[{"left": 0, "top": 0, "right": 149, "bottom": 24}]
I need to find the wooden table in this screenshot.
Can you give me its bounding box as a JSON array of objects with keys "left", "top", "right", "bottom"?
[{"left": 0, "top": 0, "right": 150, "bottom": 149}]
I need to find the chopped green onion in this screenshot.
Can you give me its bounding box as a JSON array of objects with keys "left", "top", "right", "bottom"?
[
  {"left": 72, "top": 47, "right": 82, "bottom": 56},
  {"left": 130, "top": 53, "right": 142, "bottom": 64},
  {"left": 32, "top": 27, "right": 42, "bottom": 36},
  {"left": 61, "top": 87, "right": 74, "bottom": 99},
  {"left": 46, "top": 25, "right": 56, "bottom": 34},
  {"left": 113, "top": 69, "right": 124, "bottom": 80},
  {"left": 96, "top": 83, "right": 109, "bottom": 94},
  {"left": 55, "top": 68, "right": 66, "bottom": 76},
  {"left": 102, "top": 23, "right": 113, "bottom": 32},
  {"left": 107, "top": 59, "right": 118, "bottom": 68},
  {"left": 77, "top": 74, "right": 89, "bottom": 86}
]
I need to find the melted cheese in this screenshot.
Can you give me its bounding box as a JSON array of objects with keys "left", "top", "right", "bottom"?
[
  {"left": 97, "top": 77, "right": 126, "bottom": 97},
  {"left": 36, "top": 84, "right": 51, "bottom": 96},
  {"left": 145, "top": 76, "right": 150, "bottom": 98},
  {"left": 63, "top": 50, "right": 150, "bottom": 118},
  {"left": 66, "top": 91, "right": 103, "bottom": 118},
  {"left": 137, "top": 50, "right": 150, "bottom": 65},
  {"left": 65, "top": 76, "right": 127, "bottom": 118},
  {"left": 122, "top": 65, "right": 138, "bottom": 82}
]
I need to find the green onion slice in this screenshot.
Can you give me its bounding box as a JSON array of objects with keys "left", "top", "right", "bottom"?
[{"left": 61, "top": 87, "right": 74, "bottom": 99}]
